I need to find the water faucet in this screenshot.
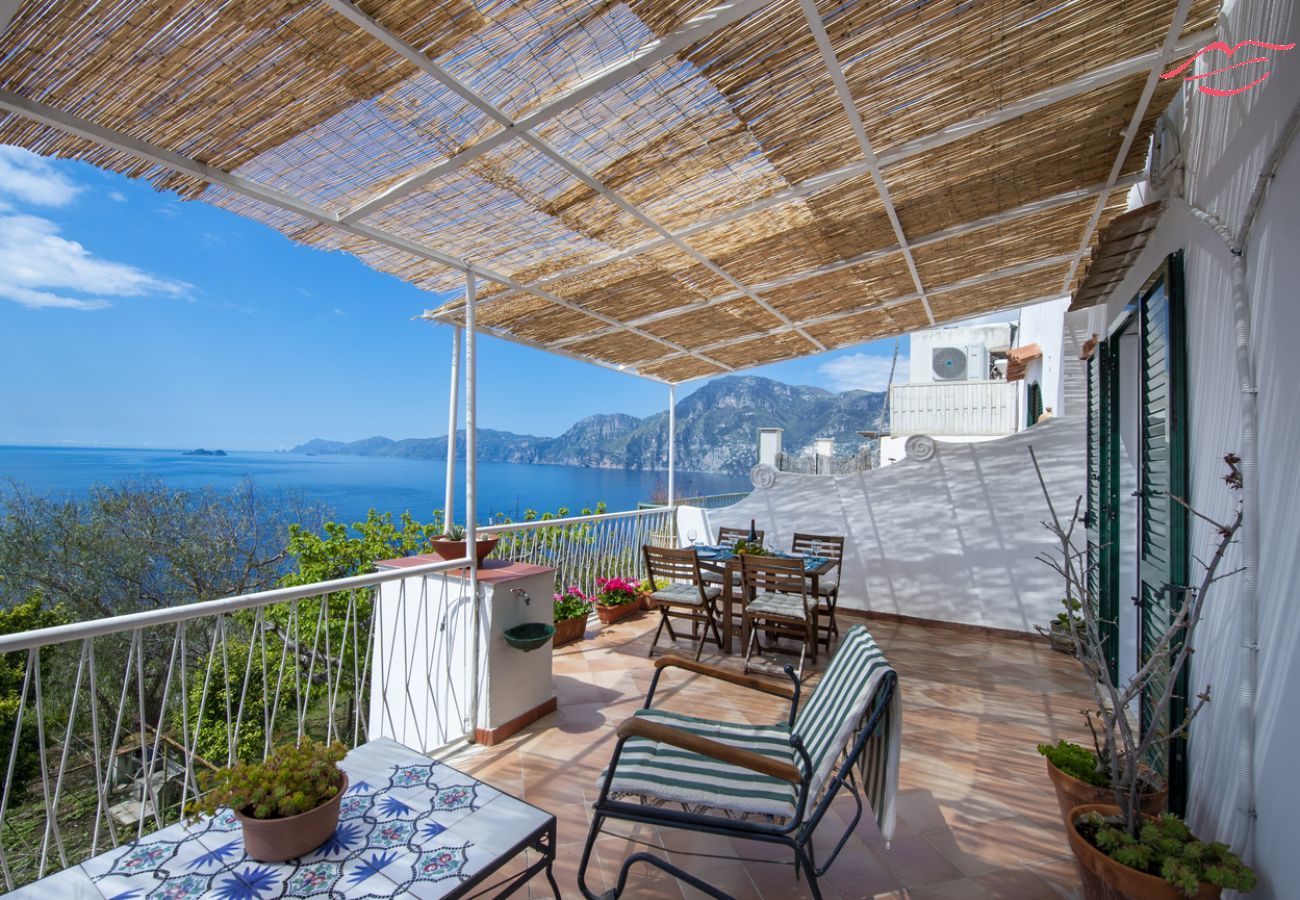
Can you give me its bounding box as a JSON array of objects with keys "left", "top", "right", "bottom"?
[{"left": 511, "top": 588, "right": 531, "bottom": 606}]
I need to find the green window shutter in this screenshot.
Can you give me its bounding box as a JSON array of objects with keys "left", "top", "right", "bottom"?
[
  {"left": 1027, "top": 381, "right": 1044, "bottom": 427},
  {"left": 1085, "top": 347, "right": 1120, "bottom": 682},
  {"left": 1137, "top": 252, "right": 1190, "bottom": 814}
]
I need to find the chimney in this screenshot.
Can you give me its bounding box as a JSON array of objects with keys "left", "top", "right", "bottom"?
[{"left": 758, "top": 428, "right": 783, "bottom": 467}]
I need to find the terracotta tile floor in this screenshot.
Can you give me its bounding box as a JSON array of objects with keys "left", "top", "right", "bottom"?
[{"left": 442, "top": 613, "right": 1092, "bottom": 898}]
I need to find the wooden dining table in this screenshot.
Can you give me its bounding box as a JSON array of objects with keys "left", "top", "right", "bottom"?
[{"left": 694, "top": 547, "right": 837, "bottom": 654}]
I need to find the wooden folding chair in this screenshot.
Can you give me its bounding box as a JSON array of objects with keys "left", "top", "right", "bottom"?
[
  {"left": 741, "top": 555, "right": 817, "bottom": 678},
  {"left": 791, "top": 533, "right": 845, "bottom": 648},
  {"left": 642, "top": 545, "right": 723, "bottom": 661}
]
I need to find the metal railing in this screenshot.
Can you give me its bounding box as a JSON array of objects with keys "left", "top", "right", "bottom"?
[
  {"left": 482, "top": 506, "right": 675, "bottom": 596},
  {"left": 637, "top": 491, "right": 751, "bottom": 512},
  {"left": 0, "top": 555, "right": 474, "bottom": 891}
]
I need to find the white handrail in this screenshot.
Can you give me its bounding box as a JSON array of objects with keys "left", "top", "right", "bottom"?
[
  {"left": 479, "top": 506, "right": 668, "bottom": 534},
  {"left": 0, "top": 555, "right": 473, "bottom": 655}
]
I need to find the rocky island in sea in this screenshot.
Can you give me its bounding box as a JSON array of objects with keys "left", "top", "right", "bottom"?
[{"left": 182, "top": 448, "right": 227, "bottom": 457}]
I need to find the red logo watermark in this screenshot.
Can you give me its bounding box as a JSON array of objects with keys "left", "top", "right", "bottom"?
[{"left": 1160, "top": 39, "right": 1295, "bottom": 96}]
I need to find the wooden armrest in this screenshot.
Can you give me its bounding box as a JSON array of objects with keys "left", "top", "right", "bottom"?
[
  {"left": 653, "top": 656, "right": 795, "bottom": 699},
  {"left": 616, "top": 718, "right": 802, "bottom": 784}
]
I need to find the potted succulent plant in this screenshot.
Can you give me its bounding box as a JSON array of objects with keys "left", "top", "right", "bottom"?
[
  {"left": 186, "top": 738, "right": 348, "bottom": 862},
  {"left": 1037, "top": 739, "right": 1165, "bottom": 827},
  {"left": 553, "top": 586, "right": 592, "bottom": 646},
  {"left": 1041, "top": 598, "right": 1086, "bottom": 655},
  {"left": 594, "top": 576, "right": 641, "bottom": 625},
  {"left": 1029, "top": 450, "right": 1254, "bottom": 899},
  {"left": 429, "top": 522, "right": 500, "bottom": 568}
]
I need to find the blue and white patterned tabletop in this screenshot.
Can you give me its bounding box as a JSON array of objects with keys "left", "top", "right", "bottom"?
[{"left": 13, "top": 738, "right": 555, "bottom": 899}]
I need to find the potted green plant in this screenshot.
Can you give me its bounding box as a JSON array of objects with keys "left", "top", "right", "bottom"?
[
  {"left": 1041, "top": 598, "right": 1087, "bottom": 654},
  {"left": 429, "top": 522, "right": 500, "bottom": 567},
  {"left": 186, "top": 738, "right": 348, "bottom": 862},
  {"left": 1030, "top": 450, "right": 1253, "bottom": 899},
  {"left": 1037, "top": 739, "right": 1165, "bottom": 827},
  {"left": 1067, "top": 808, "right": 1255, "bottom": 899},
  {"left": 731, "top": 539, "right": 770, "bottom": 556},
  {"left": 593, "top": 576, "right": 641, "bottom": 626},
  {"left": 553, "top": 586, "right": 591, "bottom": 646}
]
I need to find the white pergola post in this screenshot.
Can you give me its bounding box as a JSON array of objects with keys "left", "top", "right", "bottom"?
[
  {"left": 464, "top": 271, "right": 480, "bottom": 736},
  {"left": 443, "top": 326, "right": 462, "bottom": 530},
  {"left": 667, "top": 384, "right": 676, "bottom": 505}
]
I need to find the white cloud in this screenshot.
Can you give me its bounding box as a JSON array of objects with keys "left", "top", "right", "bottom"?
[
  {"left": 0, "top": 212, "right": 190, "bottom": 311},
  {"left": 333, "top": 307, "right": 347, "bottom": 317},
  {"left": 819, "top": 353, "right": 909, "bottom": 392},
  {"left": 0, "top": 147, "right": 82, "bottom": 207},
  {"left": 107, "top": 190, "right": 127, "bottom": 202}
]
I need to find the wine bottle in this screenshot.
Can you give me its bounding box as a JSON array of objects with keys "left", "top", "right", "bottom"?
[{"left": 748, "top": 518, "right": 758, "bottom": 543}]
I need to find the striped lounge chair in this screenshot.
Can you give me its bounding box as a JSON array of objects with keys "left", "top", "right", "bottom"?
[{"left": 577, "top": 624, "right": 900, "bottom": 900}]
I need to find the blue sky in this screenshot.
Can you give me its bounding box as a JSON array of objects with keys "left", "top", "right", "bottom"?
[{"left": 0, "top": 147, "right": 907, "bottom": 450}]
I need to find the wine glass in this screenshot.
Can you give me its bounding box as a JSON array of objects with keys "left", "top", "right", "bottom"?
[
  {"left": 810, "top": 539, "right": 823, "bottom": 559},
  {"left": 686, "top": 528, "right": 699, "bottom": 546}
]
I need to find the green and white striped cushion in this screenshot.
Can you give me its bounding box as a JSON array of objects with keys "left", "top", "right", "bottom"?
[
  {"left": 606, "top": 708, "right": 799, "bottom": 820},
  {"left": 793, "top": 625, "right": 896, "bottom": 811}
]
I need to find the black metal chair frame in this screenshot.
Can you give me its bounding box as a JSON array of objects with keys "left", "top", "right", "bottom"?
[
  {"left": 576, "top": 659, "right": 898, "bottom": 900},
  {"left": 642, "top": 545, "right": 724, "bottom": 661}
]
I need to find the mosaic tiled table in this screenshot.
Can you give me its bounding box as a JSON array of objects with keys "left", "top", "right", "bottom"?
[{"left": 14, "top": 738, "right": 558, "bottom": 899}]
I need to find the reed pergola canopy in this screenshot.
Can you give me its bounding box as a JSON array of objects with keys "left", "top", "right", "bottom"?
[{"left": 0, "top": 0, "right": 1215, "bottom": 382}]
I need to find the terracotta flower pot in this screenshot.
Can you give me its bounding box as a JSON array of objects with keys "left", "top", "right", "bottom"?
[
  {"left": 234, "top": 772, "right": 348, "bottom": 862},
  {"left": 1066, "top": 803, "right": 1222, "bottom": 900},
  {"left": 640, "top": 592, "right": 658, "bottom": 611},
  {"left": 553, "top": 614, "right": 587, "bottom": 647},
  {"left": 1045, "top": 758, "right": 1166, "bottom": 827},
  {"left": 429, "top": 537, "right": 500, "bottom": 567},
  {"left": 595, "top": 601, "right": 639, "bottom": 625}
]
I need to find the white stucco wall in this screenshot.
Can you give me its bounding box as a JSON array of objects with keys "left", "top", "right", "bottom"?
[
  {"left": 714, "top": 409, "right": 1085, "bottom": 634},
  {"left": 1017, "top": 297, "right": 1071, "bottom": 416},
  {"left": 1086, "top": 2, "right": 1299, "bottom": 891}
]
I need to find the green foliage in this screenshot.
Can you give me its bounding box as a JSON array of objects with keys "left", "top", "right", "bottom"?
[
  {"left": 187, "top": 738, "right": 347, "bottom": 821},
  {"left": 0, "top": 595, "right": 68, "bottom": 792},
  {"left": 732, "top": 540, "right": 770, "bottom": 556},
  {"left": 442, "top": 523, "right": 466, "bottom": 541},
  {"left": 1053, "top": 597, "right": 1084, "bottom": 629},
  {"left": 180, "top": 638, "right": 270, "bottom": 766},
  {"left": 1038, "top": 740, "right": 1109, "bottom": 788},
  {"left": 1080, "top": 811, "right": 1256, "bottom": 897},
  {"left": 553, "top": 587, "right": 591, "bottom": 623}
]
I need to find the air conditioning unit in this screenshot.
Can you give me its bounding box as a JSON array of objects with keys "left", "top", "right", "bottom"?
[{"left": 932, "top": 346, "right": 967, "bottom": 381}]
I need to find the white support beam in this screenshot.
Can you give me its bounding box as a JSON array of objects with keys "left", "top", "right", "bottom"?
[
  {"left": 336, "top": 0, "right": 780, "bottom": 222},
  {"left": 475, "top": 28, "right": 1213, "bottom": 311},
  {"left": 652, "top": 254, "right": 1077, "bottom": 362},
  {"left": 547, "top": 174, "right": 1141, "bottom": 347},
  {"left": 323, "top": 0, "right": 823, "bottom": 354},
  {"left": 1063, "top": 3, "right": 1198, "bottom": 290},
  {"left": 798, "top": 0, "right": 933, "bottom": 323},
  {"left": 667, "top": 384, "right": 676, "bottom": 505},
  {"left": 443, "top": 325, "right": 462, "bottom": 528},
  {"left": 422, "top": 314, "right": 672, "bottom": 383},
  {"left": 0, "top": 89, "right": 731, "bottom": 375},
  {"left": 464, "top": 269, "right": 481, "bottom": 733}
]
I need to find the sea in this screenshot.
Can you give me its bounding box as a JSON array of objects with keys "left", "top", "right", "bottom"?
[{"left": 0, "top": 446, "right": 750, "bottom": 526}]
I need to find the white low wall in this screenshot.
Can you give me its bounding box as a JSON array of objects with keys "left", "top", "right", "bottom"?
[{"left": 713, "top": 415, "right": 1084, "bottom": 633}]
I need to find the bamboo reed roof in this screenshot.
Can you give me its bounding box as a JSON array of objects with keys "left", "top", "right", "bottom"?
[{"left": 0, "top": 0, "right": 1216, "bottom": 382}]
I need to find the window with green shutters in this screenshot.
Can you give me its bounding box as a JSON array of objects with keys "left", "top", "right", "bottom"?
[
  {"left": 1136, "top": 254, "right": 1190, "bottom": 814},
  {"left": 1086, "top": 253, "right": 1190, "bottom": 814},
  {"left": 1085, "top": 343, "right": 1120, "bottom": 682}
]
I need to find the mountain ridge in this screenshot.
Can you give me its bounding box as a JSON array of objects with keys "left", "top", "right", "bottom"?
[{"left": 291, "top": 375, "right": 885, "bottom": 475}]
